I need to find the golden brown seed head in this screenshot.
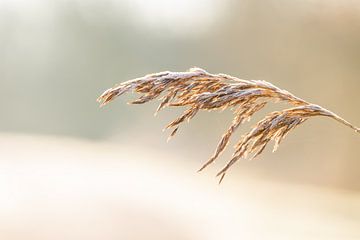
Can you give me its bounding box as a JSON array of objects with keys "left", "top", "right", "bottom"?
[{"left": 97, "top": 68, "right": 359, "bottom": 183}]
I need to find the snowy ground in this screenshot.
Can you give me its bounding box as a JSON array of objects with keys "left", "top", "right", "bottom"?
[{"left": 1, "top": 134, "right": 359, "bottom": 240}]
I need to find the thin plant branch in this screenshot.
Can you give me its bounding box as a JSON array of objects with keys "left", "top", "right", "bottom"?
[{"left": 97, "top": 67, "right": 359, "bottom": 183}]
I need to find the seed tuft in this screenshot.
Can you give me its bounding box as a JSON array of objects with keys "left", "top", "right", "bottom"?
[{"left": 98, "top": 68, "right": 359, "bottom": 182}]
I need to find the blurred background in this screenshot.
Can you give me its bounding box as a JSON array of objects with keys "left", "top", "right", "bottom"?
[{"left": 1, "top": 0, "right": 360, "bottom": 239}]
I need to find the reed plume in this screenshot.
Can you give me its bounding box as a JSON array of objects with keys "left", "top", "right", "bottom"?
[{"left": 97, "top": 67, "right": 359, "bottom": 183}]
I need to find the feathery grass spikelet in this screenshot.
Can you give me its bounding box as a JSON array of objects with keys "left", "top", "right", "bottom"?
[{"left": 97, "top": 67, "right": 359, "bottom": 183}]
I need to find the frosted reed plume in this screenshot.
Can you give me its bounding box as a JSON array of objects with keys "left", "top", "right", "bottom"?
[{"left": 97, "top": 67, "right": 359, "bottom": 183}]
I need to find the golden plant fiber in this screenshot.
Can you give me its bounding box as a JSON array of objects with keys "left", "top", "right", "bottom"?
[{"left": 98, "top": 68, "right": 359, "bottom": 183}]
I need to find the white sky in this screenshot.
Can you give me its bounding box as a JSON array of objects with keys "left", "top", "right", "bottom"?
[{"left": 0, "top": 0, "right": 229, "bottom": 35}]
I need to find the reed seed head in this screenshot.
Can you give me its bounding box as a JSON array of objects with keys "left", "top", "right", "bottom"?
[{"left": 97, "top": 67, "right": 359, "bottom": 183}]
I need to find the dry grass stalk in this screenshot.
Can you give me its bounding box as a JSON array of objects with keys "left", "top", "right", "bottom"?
[{"left": 97, "top": 67, "right": 359, "bottom": 183}]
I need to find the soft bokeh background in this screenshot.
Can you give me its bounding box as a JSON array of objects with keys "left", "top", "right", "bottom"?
[{"left": 1, "top": 0, "right": 360, "bottom": 239}]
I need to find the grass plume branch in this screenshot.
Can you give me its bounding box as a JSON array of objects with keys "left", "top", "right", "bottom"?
[{"left": 97, "top": 67, "right": 359, "bottom": 183}]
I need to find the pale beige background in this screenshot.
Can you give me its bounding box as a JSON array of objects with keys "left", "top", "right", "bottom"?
[{"left": 0, "top": 0, "right": 360, "bottom": 239}]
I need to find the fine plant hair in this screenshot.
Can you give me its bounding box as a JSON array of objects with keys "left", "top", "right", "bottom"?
[{"left": 97, "top": 67, "right": 359, "bottom": 183}]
